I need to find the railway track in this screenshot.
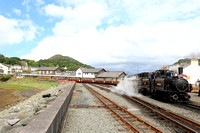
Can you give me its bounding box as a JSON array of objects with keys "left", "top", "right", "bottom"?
[
  {"left": 82, "top": 83, "right": 163, "bottom": 133},
  {"left": 180, "top": 103, "right": 200, "bottom": 111},
  {"left": 124, "top": 96, "right": 200, "bottom": 133},
  {"left": 92, "top": 83, "right": 200, "bottom": 133}
]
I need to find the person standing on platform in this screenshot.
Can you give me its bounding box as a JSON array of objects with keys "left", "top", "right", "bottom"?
[{"left": 198, "top": 79, "right": 200, "bottom": 96}]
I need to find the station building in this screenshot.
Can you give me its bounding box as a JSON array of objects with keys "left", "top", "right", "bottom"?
[
  {"left": 37, "top": 66, "right": 62, "bottom": 75},
  {"left": 183, "top": 58, "right": 200, "bottom": 85},
  {"left": 75, "top": 67, "right": 106, "bottom": 78}
]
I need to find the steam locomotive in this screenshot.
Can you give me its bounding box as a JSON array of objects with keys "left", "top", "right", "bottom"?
[{"left": 138, "top": 70, "right": 192, "bottom": 102}]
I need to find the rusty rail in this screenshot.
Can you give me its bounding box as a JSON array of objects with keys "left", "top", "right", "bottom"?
[
  {"left": 92, "top": 83, "right": 200, "bottom": 133},
  {"left": 82, "top": 83, "right": 163, "bottom": 133},
  {"left": 124, "top": 96, "right": 200, "bottom": 133},
  {"left": 182, "top": 103, "right": 200, "bottom": 110},
  {"left": 90, "top": 84, "right": 111, "bottom": 92}
]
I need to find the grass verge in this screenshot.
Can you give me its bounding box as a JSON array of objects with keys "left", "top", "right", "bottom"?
[{"left": 0, "top": 78, "right": 58, "bottom": 90}]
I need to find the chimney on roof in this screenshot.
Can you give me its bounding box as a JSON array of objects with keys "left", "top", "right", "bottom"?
[{"left": 178, "top": 67, "right": 183, "bottom": 75}]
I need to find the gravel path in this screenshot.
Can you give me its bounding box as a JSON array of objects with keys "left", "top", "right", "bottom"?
[{"left": 63, "top": 83, "right": 131, "bottom": 133}]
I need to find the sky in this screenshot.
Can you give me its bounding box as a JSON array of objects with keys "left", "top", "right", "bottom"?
[{"left": 0, "top": 0, "right": 200, "bottom": 74}]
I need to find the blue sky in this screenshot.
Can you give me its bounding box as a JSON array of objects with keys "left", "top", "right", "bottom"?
[{"left": 1, "top": 0, "right": 200, "bottom": 74}]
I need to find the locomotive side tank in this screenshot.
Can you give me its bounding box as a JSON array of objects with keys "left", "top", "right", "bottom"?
[{"left": 139, "top": 70, "right": 192, "bottom": 102}]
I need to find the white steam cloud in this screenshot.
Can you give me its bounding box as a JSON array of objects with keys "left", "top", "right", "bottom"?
[{"left": 111, "top": 77, "right": 140, "bottom": 96}]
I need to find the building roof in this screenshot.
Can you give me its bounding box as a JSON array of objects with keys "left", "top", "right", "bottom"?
[
  {"left": 0, "top": 63, "right": 10, "bottom": 67},
  {"left": 77, "top": 67, "right": 106, "bottom": 73},
  {"left": 37, "top": 67, "right": 60, "bottom": 71},
  {"left": 96, "top": 71, "right": 126, "bottom": 78}
]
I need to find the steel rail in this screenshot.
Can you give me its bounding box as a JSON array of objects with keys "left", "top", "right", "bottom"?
[
  {"left": 133, "top": 96, "right": 200, "bottom": 129},
  {"left": 83, "top": 83, "right": 163, "bottom": 133},
  {"left": 90, "top": 84, "right": 111, "bottom": 92},
  {"left": 184, "top": 103, "right": 200, "bottom": 110},
  {"left": 92, "top": 83, "right": 200, "bottom": 133},
  {"left": 124, "top": 95, "right": 199, "bottom": 133}
]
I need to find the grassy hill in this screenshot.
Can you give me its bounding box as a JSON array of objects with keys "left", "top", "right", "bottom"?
[
  {"left": 38, "top": 54, "right": 94, "bottom": 71},
  {"left": 0, "top": 54, "right": 94, "bottom": 71},
  {"left": 173, "top": 58, "right": 200, "bottom": 65}
]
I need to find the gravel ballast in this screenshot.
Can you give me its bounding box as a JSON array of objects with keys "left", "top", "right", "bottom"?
[
  {"left": 63, "top": 83, "right": 131, "bottom": 133},
  {"left": 87, "top": 83, "right": 200, "bottom": 132}
]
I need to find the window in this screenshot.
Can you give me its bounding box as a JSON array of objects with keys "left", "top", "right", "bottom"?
[
  {"left": 78, "top": 73, "right": 81, "bottom": 75},
  {"left": 0, "top": 70, "right": 4, "bottom": 73}
]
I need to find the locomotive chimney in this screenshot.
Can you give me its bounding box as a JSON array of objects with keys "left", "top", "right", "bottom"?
[{"left": 178, "top": 67, "right": 183, "bottom": 75}]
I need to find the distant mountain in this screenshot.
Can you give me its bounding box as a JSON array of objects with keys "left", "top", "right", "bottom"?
[
  {"left": 44, "top": 54, "right": 94, "bottom": 70},
  {"left": 0, "top": 54, "right": 94, "bottom": 71},
  {"left": 48, "top": 54, "right": 67, "bottom": 60}
]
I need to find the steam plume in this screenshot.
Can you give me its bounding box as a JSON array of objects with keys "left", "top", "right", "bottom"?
[{"left": 111, "top": 77, "right": 140, "bottom": 96}]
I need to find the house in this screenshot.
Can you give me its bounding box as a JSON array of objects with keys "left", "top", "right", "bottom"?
[
  {"left": 12, "top": 65, "right": 22, "bottom": 72},
  {"left": 96, "top": 71, "right": 126, "bottom": 83},
  {"left": 183, "top": 58, "right": 200, "bottom": 84},
  {"left": 75, "top": 67, "right": 106, "bottom": 78},
  {"left": 37, "top": 66, "right": 62, "bottom": 75},
  {"left": 0, "top": 63, "right": 12, "bottom": 74},
  {"left": 30, "top": 67, "right": 39, "bottom": 72},
  {"left": 96, "top": 71, "right": 126, "bottom": 79}
]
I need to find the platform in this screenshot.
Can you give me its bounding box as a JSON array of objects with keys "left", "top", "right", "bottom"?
[{"left": 189, "top": 93, "right": 200, "bottom": 105}]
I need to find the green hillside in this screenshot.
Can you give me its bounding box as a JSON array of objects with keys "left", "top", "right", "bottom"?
[
  {"left": 0, "top": 54, "right": 94, "bottom": 71},
  {"left": 174, "top": 58, "right": 200, "bottom": 65},
  {"left": 38, "top": 54, "right": 94, "bottom": 71}
]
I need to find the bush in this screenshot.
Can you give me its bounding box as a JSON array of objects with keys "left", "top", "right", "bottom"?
[{"left": 0, "top": 75, "right": 13, "bottom": 81}]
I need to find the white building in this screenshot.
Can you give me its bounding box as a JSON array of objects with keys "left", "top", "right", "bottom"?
[
  {"left": 0, "top": 63, "right": 12, "bottom": 74},
  {"left": 75, "top": 67, "right": 106, "bottom": 78},
  {"left": 12, "top": 65, "right": 22, "bottom": 72},
  {"left": 183, "top": 58, "right": 200, "bottom": 84}
]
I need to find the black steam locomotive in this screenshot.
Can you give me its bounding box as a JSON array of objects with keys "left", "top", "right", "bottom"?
[{"left": 138, "top": 70, "right": 192, "bottom": 102}]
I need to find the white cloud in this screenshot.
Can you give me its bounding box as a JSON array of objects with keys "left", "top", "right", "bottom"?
[
  {"left": 22, "top": 18, "right": 200, "bottom": 63},
  {"left": 35, "top": 0, "right": 45, "bottom": 6},
  {"left": 22, "top": 0, "right": 45, "bottom": 11},
  {"left": 0, "top": 15, "right": 39, "bottom": 45},
  {"left": 13, "top": 9, "right": 21, "bottom": 16},
  {"left": 21, "top": 0, "right": 200, "bottom": 73}
]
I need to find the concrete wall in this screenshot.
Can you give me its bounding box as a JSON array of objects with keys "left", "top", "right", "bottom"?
[{"left": 19, "top": 82, "right": 75, "bottom": 133}]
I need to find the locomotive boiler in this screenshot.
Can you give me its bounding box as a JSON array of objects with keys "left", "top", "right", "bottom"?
[{"left": 139, "top": 70, "right": 192, "bottom": 102}]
